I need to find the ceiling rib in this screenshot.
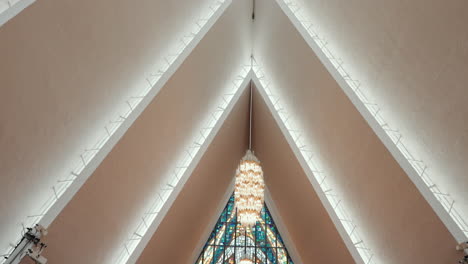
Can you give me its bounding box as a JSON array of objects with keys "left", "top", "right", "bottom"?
[
  {"left": 2, "top": 0, "right": 465, "bottom": 263},
  {"left": 264, "top": 188, "right": 304, "bottom": 264},
  {"left": 169, "top": 73, "right": 357, "bottom": 264},
  {"left": 186, "top": 86, "right": 304, "bottom": 264},
  {"left": 0, "top": 1, "right": 233, "bottom": 262},
  {"left": 276, "top": 0, "right": 468, "bottom": 242},
  {"left": 38, "top": 0, "right": 232, "bottom": 229},
  {"left": 251, "top": 68, "right": 370, "bottom": 264},
  {"left": 0, "top": 0, "right": 34, "bottom": 27},
  {"left": 122, "top": 68, "right": 252, "bottom": 264},
  {"left": 189, "top": 178, "right": 236, "bottom": 264}
]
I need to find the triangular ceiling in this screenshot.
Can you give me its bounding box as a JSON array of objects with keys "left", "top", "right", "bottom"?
[
  {"left": 39, "top": 1, "right": 252, "bottom": 263},
  {"left": 133, "top": 83, "right": 356, "bottom": 264},
  {"left": 251, "top": 86, "right": 354, "bottom": 263},
  {"left": 250, "top": 1, "right": 462, "bottom": 263},
  {"left": 133, "top": 84, "right": 251, "bottom": 264},
  {"left": 0, "top": 0, "right": 467, "bottom": 263}
]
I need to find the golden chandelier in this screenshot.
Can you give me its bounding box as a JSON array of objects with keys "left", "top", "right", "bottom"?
[{"left": 234, "top": 149, "right": 265, "bottom": 228}]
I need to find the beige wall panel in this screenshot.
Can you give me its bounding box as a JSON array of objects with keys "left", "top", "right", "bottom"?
[
  {"left": 41, "top": 0, "right": 252, "bottom": 262},
  {"left": 252, "top": 0, "right": 462, "bottom": 262},
  {"left": 0, "top": 0, "right": 214, "bottom": 251},
  {"left": 297, "top": 0, "right": 468, "bottom": 214},
  {"left": 136, "top": 87, "right": 250, "bottom": 264},
  {"left": 252, "top": 88, "right": 355, "bottom": 263}
]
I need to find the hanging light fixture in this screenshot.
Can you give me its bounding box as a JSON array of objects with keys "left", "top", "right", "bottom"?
[
  {"left": 235, "top": 149, "right": 264, "bottom": 227},
  {"left": 235, "top": 82, "right": 265, "bottom": 228}
]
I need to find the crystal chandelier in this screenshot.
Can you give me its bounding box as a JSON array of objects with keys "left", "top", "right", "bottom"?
[
  {"left": 235, "top": 150, "right": 265, "bottom": 227},
  {"left": 234, "top": 83, "right": 265, "bottom": 228}
]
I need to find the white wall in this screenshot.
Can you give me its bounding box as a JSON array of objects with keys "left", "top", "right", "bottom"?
[
  {"left": 296, "top": 0, "right": 468, "bottom": 221},
  {"left": 252, "top": 87, "right": 355, "bottom": 264},
  {"left": 136, "top": 87, "right": 250, "bottom": 264},
  {"left": 41, "top": 0, "right": 252, "bottom": 262},
  {"left": 0, "top": 0, "right": 214, "bottom": 255},
  {"left": 252, "top": 0, "right": 462, "bottom": 262}
]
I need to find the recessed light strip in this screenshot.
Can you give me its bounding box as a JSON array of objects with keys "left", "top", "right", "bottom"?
[
  {"left": 117, "top": 65, "right": 252, "bottom": 264},
  {"left": 252, "top": 62, "right": 374, "bottom": 264},
  {"left": 277, "top": 0, "right": 468, "bottom": 242},
  {"left": 0, "top": 0, "right": 35, "bottom": 27},
  {"left": 0, "top": 0, "right": 231, "bottom": 261}
]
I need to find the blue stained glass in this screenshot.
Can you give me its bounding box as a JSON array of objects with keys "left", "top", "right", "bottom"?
[
  {"left": 221, "top": 207, "right": 228, "bottom": 223},
  {"left": 256, "top": 225, "right": 267, "bottom": 247},
  {"left": 214, "top": 246, "right": 225, "bottom": 263},
  {"left": 196, "top": 194, "right": 294, "bottom": 264},
  {"left": 214, "top": 223, "right": 225, "bottom": 245},
  {"left": 266, "top": 247, "right": 277, "bottom": 264},
  {"left": 264, "top": 208, "right": 273, "bottom": 224},
  {"left": 225, "top": 223, "right": 236, "bottom": 245}
]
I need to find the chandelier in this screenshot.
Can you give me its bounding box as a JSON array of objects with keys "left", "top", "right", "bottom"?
[{"left": 235, "top": 149, "right": 265, "bottom": 228}]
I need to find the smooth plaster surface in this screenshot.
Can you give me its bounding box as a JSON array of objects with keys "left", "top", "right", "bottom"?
[
  {"left": 136, "top": 87, "right": 250, "bottom": 264},
  {"left": 0, "top": 0, "right": 214, "bottom": 252},
  {"left": 252, "top": 87, "right": 355, "bottom": 264},
  {"left": 41, "top": 0, "right": 251, "bottom": 262},
  {"left": 252, "top": 0, "right": 462, "bottom": 262},
  {"left": 296, "top": 0, "right": 468, "bottom": 217},
  {"left": 2, "top": 0, "right": 468, "bottom": 262},
  {"left": 136, "top": 85, "right": 357, "bottom": 264}
]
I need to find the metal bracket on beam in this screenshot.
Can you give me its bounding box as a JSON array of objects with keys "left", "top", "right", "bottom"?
[{"left": 4, "top": 225, "right": 48, "bottom": 264}]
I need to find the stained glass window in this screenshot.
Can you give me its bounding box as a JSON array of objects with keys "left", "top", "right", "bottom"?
[{"left": 196, "top": 194, "right": 294, "bottom": 264}]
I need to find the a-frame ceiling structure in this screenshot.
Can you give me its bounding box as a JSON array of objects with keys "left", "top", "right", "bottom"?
[{"left": 1, "top": 0, "right": 468, "bottom": 263}]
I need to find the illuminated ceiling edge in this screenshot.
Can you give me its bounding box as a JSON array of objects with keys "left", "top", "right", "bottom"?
[
  {"left": 189, "top": 178, "right": 236, "bottom": 264},
  {"left": 275, "top": 0, "right": 467, "bottom": 242},
  {"left": 0, "top": 0, "right": 35, "bottom": 27},
  {"left": 187, "top": 185, "right": 305, "bottom": 264},
  {"left": 0, "top": 0, "right": 233, "bottom": 261},
  {"left": 134, "top": 70, "right": 371, "bottom": 264},
  {"left": 264, "top": 187, "right": 304, "bottom": 264},
  {"left": 37, "top": 0, "right": 232, "bottom": 229},
  {"left": 124, "top": 70, "right": 253, "bottom": 264},
  {"left": 250, "top": 73, "right": 366, "bottom": 264}
]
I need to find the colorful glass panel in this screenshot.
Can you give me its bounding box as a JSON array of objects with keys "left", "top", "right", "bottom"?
[{"left": 196, "top": 194, "right": 294, "bottom": 264}]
